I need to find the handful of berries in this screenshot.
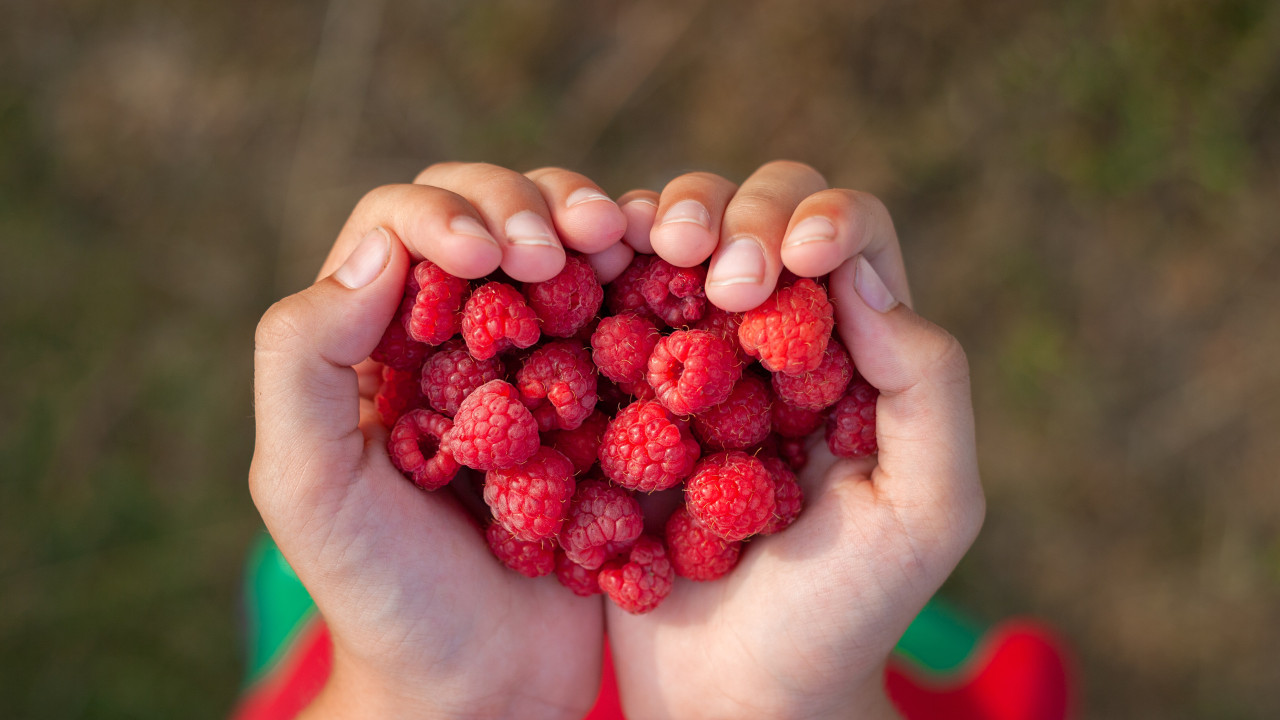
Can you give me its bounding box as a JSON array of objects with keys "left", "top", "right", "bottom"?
[{"left": 376, "top": 252, "right": 878, "bottom": 614}]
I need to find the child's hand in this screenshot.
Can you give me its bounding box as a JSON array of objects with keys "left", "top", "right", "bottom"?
[
  {"left": 249, "top": 164, "right": 625, "bottom": 718},
  {"left": 605, "top": 162, "right": 985, "bottom": 718}
]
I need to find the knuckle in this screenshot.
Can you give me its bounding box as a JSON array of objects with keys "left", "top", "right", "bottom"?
[
  {"left": 413, "top": 161, "right": 462, "bottom": 184},
  {"left": 761, "top": 159, "right": 825, "bottom": 185},
  {"left": 254, "top": 297, "right": 309, "bottom": 354},
  {"left": 927, "top": 330, "right": 971, "bottom": 387},
  {"left": 729, "top": 186, "right": 791, "bottom": 217}
]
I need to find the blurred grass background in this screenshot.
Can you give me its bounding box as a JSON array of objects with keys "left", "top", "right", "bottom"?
[{"left": 2, "top": 0, "right": 1278, "bottom": 717}]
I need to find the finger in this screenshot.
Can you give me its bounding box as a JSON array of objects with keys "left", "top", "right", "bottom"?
[
  {"left": 317, "top": 184, "right": 502, "bottom": 281},
  {"left": 649, "top": 172, "right": 737, "bottom": 268},
  {"left": 707, "top": 161, "right": 828, "bottom": 312},
  {"left": 617, "top": 190, "right": 659, "bottom": 254},
  {"left": 251, "top": 227, "right": 409, "bottom": 515},
  {"left": 781, "top": 189, "right": 913, "bottom": 307},
  {"left": 585, "top": 240, "right": 635, "bottom": 284},
  {"left": 525, "top": 167, "right": 627, "bottom": 255},
  {"left": 415, "top": 162, "right": 566, "bottom": 283},
  {"left": 356, "top": 358, "right": 382, "bottom": 400},
  {"left": 828, "top": 255, "right": 984, "bottom": 554}
]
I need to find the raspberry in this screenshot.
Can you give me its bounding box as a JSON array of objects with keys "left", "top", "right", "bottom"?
[
  {"left": 772, "top": 341, "right": 853, "bottom": 412},
  {"left": 591, "top": 312, "right": 661, "bottom": 386},
  {"left": 606, "top": 255, "right": 707, "bottom": 327},
  {"left": 598, "top": 535, "right": 674, "bottom": 614},
  {"left": 371, "top": 316, "right": 431, "bottom": 371},
  {"left": 760, "top": 456, "right": 803, "bottom": 535},
  {"left": 778, "top": 436, "right": 808, "bottom": 472},
  {"left": 693, "top": 305, "right": 750, "bottom": 366},
  {"left": 375, "top": 365, "right": 425, "bottom": 428},
  {"left": 684, "top": 451, "right": 776, "bottom": 542},
  {"left": 524, "top": 254, "right": 604, "bottom": 338},
  {"left": 516, "top": 341, "right": 598, "bottom": 432},
  {"left": 419, "top": 339, "right": 504, "bottom": 417},
  {"left": 461, "top": 281, "right": 541, "bottom": 360},
  {"left": 406, "top": 260, "right": 468, "bottom": 345},
  {"left": 604, "top": 255, "right": 660, "bottom": 321},
  {"left": 443, "top": 380, "right": 540, "bottom": 471},
  {"left": 486, "top": 523, "right": 555, "bottom": 578},
  {"left": 387, "top": 409, "right": 461, "bottom": 491},
  {"left": 772, "top": 398, "right": 825, "bottom": 438},
  {"left": 617, "top": 378, "right": 657, "bottom": 402},
  {"left": 599, "top": 400, "right": 701, "bottom": 492},
  {"left": 826, "top": 377, "right": 879, "bottom": 458},
  {"left": 483, "top": 446, "right": 577, "bottom": 541},
  {"left": 738, "top": 278, "right": 834, "bottom": 375},
  {"left": 546, "top": 408, "right": 609, "bottom": 474},
  {"left": 558, "top": 480, "right": 645, "bottom": 570},
  {"left": 647, "top": 329, "right": 743, "bottom": 416},
  {"left": 638, "top": 258, "right": 707, "bottom": 327},
  {"left": 555, "top": 550, "right": 603, "bottom": 596},
  {"left": 665, "top": 505, "right": 741, "bottom": 581},
  {"left": 691, "top": 374, "right": 773, "bottom": 451}
]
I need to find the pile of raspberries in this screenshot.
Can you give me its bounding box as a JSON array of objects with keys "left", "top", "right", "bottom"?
[{"left": 374, "top": 253, "right": 878, "bottom": 614}]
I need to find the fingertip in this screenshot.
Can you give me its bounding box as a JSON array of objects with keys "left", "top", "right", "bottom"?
[
  {"left": 619, "top": 193, "right": 658, "bottom": 254},
  {"left": 433, "top": 222, "right": 504, "bottom": 279},
  {"left": 558, "top": 189, "right": 628, "bottom": 254},
  {"left": 585, "top": 240, "right": 635, "bottom": 284},
  {"left": 780, "top": 215, "right": 842, "bottom": 278},
  {"left": 500, "top": 244, "right": 568, "bottom": 283}
]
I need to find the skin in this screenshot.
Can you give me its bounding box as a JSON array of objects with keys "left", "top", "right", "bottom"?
[{"left": 250, "top": 161, "right": 983, "bottom": 719}]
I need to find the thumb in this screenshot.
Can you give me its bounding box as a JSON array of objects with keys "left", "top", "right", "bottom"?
[
  {"left": 829, "top": 255, "right": 984, "bottom": 552},
  {"left": 251, "top": 227, "right": 409, "bottom": 514}
]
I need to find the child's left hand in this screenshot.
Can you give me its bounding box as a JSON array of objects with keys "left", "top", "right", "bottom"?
[{"left": 249, "top": 163, "right": 625, "bottom": 718}]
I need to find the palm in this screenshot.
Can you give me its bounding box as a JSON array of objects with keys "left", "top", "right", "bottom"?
[
  {"left": 267, "top": 405, "right": 604, "bottom": 715},
  {"left": 606, "top": 444, "right": 936, "bottom": 717}
]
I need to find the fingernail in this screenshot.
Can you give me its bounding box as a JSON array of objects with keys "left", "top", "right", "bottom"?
[
  {"left": 626, "top": 197, "right": 658, "bottom": 208},
  {"left": 566, "top": 187, "right": 614, "bottom": 208},
  {"left": 855, "top": 255, "right": 898, "bottom": 313},
  {"left": 449, "top": 215, "right": 499, "bottom": 247},
  {"left": 660, "top": 199, "right": 710, "bottom": 228},
  {"left": 784, "top": 216, "right": 836, "bottom": 248},
  {"left": 334, "top": 228, "right": 391, "bottom": 289},
  {"left": 505, "top": 210, "right": 558, "bottom": 247},
  {"left": 708, "top": 238, "right": 766, "bottom": 287}
]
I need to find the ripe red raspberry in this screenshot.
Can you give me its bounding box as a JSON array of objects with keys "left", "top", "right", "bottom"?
[
  {"left": 772, "top": 341, "right": 853, "bottom": 412},
  {"left": 546, "top": 408, "right": 609, "bottom": 474},
  {"left": 691, "top": 374, "right": 773, "bottom": 451},
  {"left": 406, "top": 260, "right": 468, "bottom": 345},
  {"left": 387, "top": 409, "right": 460, "bottom": 491},
  {"left": 375, "top": 365, "right": 425, "bottom": 428},
  {"left": 738, "top": 278, "right": 834, "bottom": 375},
  {"left": 684, "top": 451, "right": 776, "bottom": 542},
  {"left": 524, "top": 254, "right": 604, "bottom": 338},
  {"left": 606, "top": 255, "right": 707, "bottom": 327},
  {"left": 461, "top": 281, "right": 541, "bottom": 360},
  {"left": 647, "top": 329, "right": 743, "bottom": 416},
  {"left": 760, "top": 456, "right": 803, "bottom": 535},
  {"left": 826, "top": 377, "right": 879, "bottom": 458},
  {"left": 665, "top": 505, "right": 741, "bottom": 581},
  {"left": 617, "top": 378, "right": 656, "bottom": 402},
  {"left": 591, "top": 312, "right": 661, "bottom": 386},
  {"left": 638, "top": 258, "right": 707, "bottom": 327},
  {"left": 599, "top": 400, "right": 701, "bottom": 492},
  {"left": 598, "top": 535, "right": 674, "bottom": 614},
  {"left": 483, "top": 446, "right": 577, "bottom": 541},
  {"left": 693, "top": 305, "right": 750, "bottom": 366},
  {"left": 515, "top": 341, "right": 598, "bottom": 432},
  {"left": 555, "top": 550, "right": 602, "bottom": 596},
  {"left": 778, "top": 436, "right": 808, "bottom": 472},
  {"left": 772, "top": 398, "right": 825, "bottom": 438},
  {"left": 371, "top": 315, "right": 431, "bottom": 371},
  {"left": 419, "top": 339, "right": 504, "bottom": 417},
  {"left": 558, "top": 480, "right": 645, "bottom": 570},
  {"left": 604, "top": 254, "right": 661, "bottom": 321},
  {"left": 485, "top": 523, "right": 555, "bottom": 578},
  {"left": 443, "top": 380, "right": 540, "bottom": 471}
]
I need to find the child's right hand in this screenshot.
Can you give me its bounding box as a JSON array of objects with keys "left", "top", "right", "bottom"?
[
  {"left": 249, "top": 163, "right": 626, "bottom": 719},
  {"left": 605, "top": 161, "right": 985, "bottom": 719}
]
